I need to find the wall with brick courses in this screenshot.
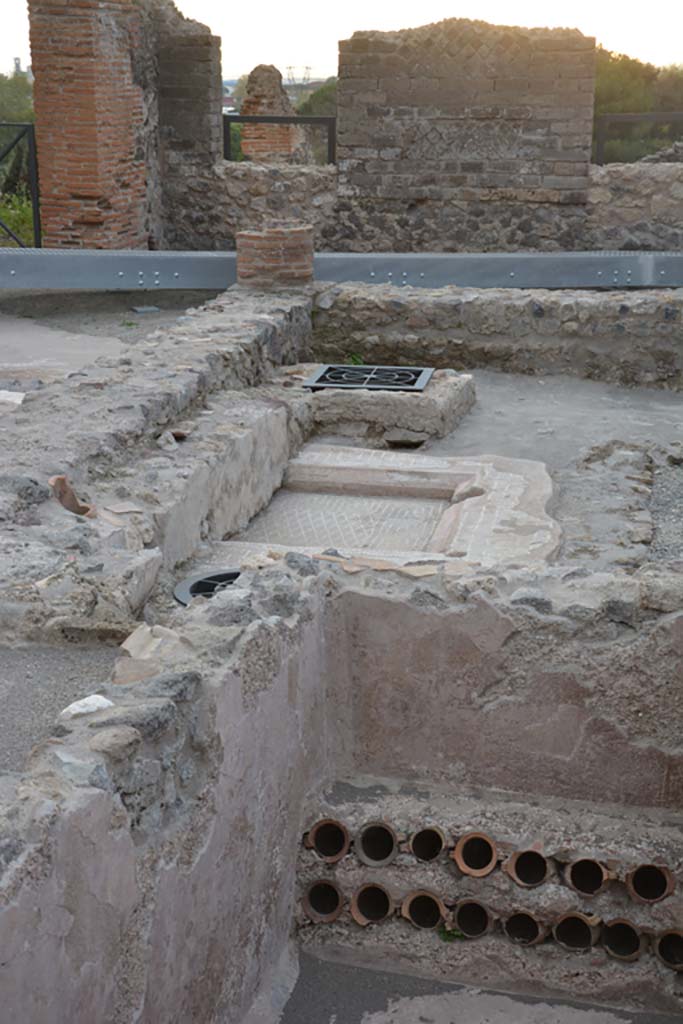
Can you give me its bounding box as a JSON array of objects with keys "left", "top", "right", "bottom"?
[
  {"left": 236, "top": 224, "right": 314, "bottom": 287},
  {"left": 337, "top": 19, "right": 596, "bottom": 206},
  {"left": 28, "top": 0, "right": 221, "bottom": 249},
  {"left": 28, "top": 0, "right": 148, "bottom": 248},
  {"left": 240, "top": 64, "right": 311, "bottom": 164}
]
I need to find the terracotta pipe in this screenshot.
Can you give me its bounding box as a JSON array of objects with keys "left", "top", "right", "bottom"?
[
  {"left": 453, "top": 899, "right": 494, "bottom": 939},
  {"left": 602, "top": 918, "right": 646, "bottom": 962},
  {"left": 625, "top": 863, "right": 675, "bottom": 904},
  {"left": 503, "top": 910, "right": 549, "bottom": 946},
  {"left": 401, "top": 889, "right": 447, "bottom": 930},
  {"left": 553, "top": 911, "right": 601, "bottom": 951},
  {"left": 654, "top": 930, "right": 683, "bottom": 971},
  {"left": 303, "top": 879, "right": 344, "bottom": 923},
  {"left": 304, "top": 819, "right": 350, "bottom": 864},
  {"left": 564, "top": 858, "right": 613, "bottom": 897},
  {"left": 409, "top": 826, "right": 447, "bottom": 863},
  {"left": 452, "top": 831, "right": 498, "bottom": 878},
  {"left": 356, "top": 820, "right": 399, "bottom": 867},
  {"left": 503, "top": 849, "right": 552, "bottom": 888},
  {"left": 350, "top": 883, "right": 393, "bottom": 927}
]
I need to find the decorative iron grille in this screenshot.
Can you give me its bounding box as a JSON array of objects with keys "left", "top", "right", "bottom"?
[{"left": 303, "top": 364, "right": 434, "bottom": 392}]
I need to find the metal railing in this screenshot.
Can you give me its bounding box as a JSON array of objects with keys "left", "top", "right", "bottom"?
[
  {"left": 222, "top": 113, "right": 337, "bottom": 164},
  {"left": 595, "top": 111, "right": 683, "bottom": 165},
  {"left": 0, "top": 123, "right": 41, "bottom": 247}
]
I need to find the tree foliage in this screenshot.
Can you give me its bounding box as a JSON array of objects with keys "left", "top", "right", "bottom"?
[
  {"left": 0, "top": 72, "right": 33, "bottom": 123},
  {"left": 296, "top": 77, "right": 337, "bottom": 117},
  {"left": 595, "top": 48, "right": 683, "bottom": 161}
]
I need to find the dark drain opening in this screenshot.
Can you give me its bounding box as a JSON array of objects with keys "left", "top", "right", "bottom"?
[
  {"left": 358, "top": 822, "right": 397, "bottom": 865},
  {"left": 354, "top": 884, "right": 391, "bottom": 924},
  {"left": 174, "top": 570, "right": 241, "bottom": 606},
  {"left": 656, "top": 932, "right": 683, "bottom": 970},
  {"left": 455, "top": 901, "right": 490, "bottom": 938},
  {"left": 410, "top": 827, "right": 444, "bottom": 862},
  {"left": 628, "top": 864, "right": 671, "bottom": 903},
  {"left": 307, "top": 819, "right": 349, "bottom": 862},
  {"left": 554, "top": 914, "right": 594, "bottom": 950},
  {"left": 304, "top": 881, "right": 342, "bottom": 922},
  {"left": 404, "top": 892, "right": 442, "bottom": 930},
  {"left": 505, "top": 912, "right": 541, "bottom": 945},
  {"left": 511, "top": 850, "right": 548, "bottom": 887},
  {"left": 454, "top": 832, "right": 497, "bottom": 876},
  {"left": 603, "top": 920, "right": 641, "bottom": 960},
  {"left": 567, "top": 858, "right": 606, "bottom": 895}
]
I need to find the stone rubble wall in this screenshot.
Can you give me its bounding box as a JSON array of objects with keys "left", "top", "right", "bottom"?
[
  {"left": 0, "top": 288, "right": 313, "bottom": 642},
  {"left": 165, "top": 160, "right": 683, "bottom": 253},
  {"left": 4, "top": 559, "right": 683, "bottom": 1019},
  {"left": 311, "top": 282, "right": 683, "bottom": 388},
  {"left": 0, "top": 570, "right": 333, "bottom": 1024}
]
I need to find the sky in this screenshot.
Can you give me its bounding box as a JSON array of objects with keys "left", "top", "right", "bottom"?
[{"left": 3, "top": 0, "right": 682, "bottom": 80}]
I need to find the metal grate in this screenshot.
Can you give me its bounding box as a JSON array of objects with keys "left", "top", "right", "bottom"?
[{"left": 303, "top": 364, "right": 434, "bottom": 392}]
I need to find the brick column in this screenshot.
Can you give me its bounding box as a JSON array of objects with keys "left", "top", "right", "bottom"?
[
  {"left": 236, "top": 224, "right": 314, "bottom": 288},
  {"left": 28, "top": 0, "right": 147, "bottom": 248}
]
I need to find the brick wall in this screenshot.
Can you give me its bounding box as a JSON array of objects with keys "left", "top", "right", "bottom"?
[
  {"left": 28, "top": 0, "right": 148, "bottom": 248},
  {"left": 28, "top": 0, "right": 221, "bottom": 249},
  {"left": 236, "top": 223, "right": 314, "bottom": 287},
  {"left": 338, "top": 19, "right": 596, "bottom": 205},
  {"left": 240, "top": 64, "right": 311, "bottom": 164}
]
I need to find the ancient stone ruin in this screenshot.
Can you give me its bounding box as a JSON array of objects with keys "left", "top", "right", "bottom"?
[{"left": 1, "top": 4, "right": 683, "bottom": 1024}]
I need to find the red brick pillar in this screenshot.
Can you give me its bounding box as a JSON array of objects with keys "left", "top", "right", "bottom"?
[
  {"left": 236, "top": 224, "right": 314, "bottom": 288},
  {"left": 28, "top": 0, "right": 147, "bottom": 248}
]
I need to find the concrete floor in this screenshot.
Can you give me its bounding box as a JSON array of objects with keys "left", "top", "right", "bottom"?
[
  {"left": 0, "top": 644, "right": 119, "bottom": 772},
  {"left": 281, "top": 953, "right": 683, "bottom": 1024},
  {"left": 426, "top": 369, "right": 681, "bottom": 471}
]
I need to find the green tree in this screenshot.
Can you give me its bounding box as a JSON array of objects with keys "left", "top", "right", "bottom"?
[
  {"left": 297, "top": 77, "right": 337, "bottom": 117},
  {"left": 232, "top": 74, "right": 249, "bottom": 112},
  {"left": 0, "top": 72, "right": 33, "bottom": 123}
]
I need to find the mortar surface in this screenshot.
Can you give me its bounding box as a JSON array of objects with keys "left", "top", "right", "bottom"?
[
  {"left": 0, "top": 643, "right": 119, "bottom": 771},
  {"left": 236, "top": 491, "right": 449, "bottom": 551}
]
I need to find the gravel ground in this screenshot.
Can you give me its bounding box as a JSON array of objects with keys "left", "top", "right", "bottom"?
[
  {"left": 649, "top": 461, "right": 683, "bottom": 562},
  {"left": 0, "top": 643, "right": 119, "bottom": 772},
  {"left": 0, "top": 289, "right": 220, "bottom": 344}
]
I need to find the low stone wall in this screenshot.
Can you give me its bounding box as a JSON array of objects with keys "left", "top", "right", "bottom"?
[
  {"left": 165, "top": 160, "right": 683, "bottom": 253},
  {"left": 164, "top": 162, "right": 337, "bottom": 250},
  {"left": 312, "top": 282, "right": 683, "bottom": 388}
]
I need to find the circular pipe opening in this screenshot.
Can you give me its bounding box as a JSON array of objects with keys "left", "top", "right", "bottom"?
[
  {"left": 404, "top": 891, "right": 443, "bottom": 930},
  {"left": 304, "top": 880, "right": 343, "bottom": 923},
  {"left": 504, "top": 912, "right": 541, "bottom": 946},
  {"left": 628, "top": 864, "right": 672, "bottom": 903},
  {"left": 307, "top": 819, "right": 350, "bottom": 863},
  {"left": 510, "top": 850, "right": 549, "bottom": 887},
  {"left": 352, "top": 884, "right": 392, "bottom": 926},
  {"left": 174, "top": 570, "right": 241, "bottom": 606},
  {"left": 567, "top": 858, "right": 607, "bottom": 896},
  {"left": 410, "top": 827, "right": 445, "bottom": 863},
  {"left": 454, "top": 900, "right": 491, "bottom": 938},
  {"left": 553, "top": 914, "right": 595, "bottom": 950},
  {"left": 357, "top": 822, "right": 398, "bottom": 866},
  {"left": 656, "top": 931, "right": 683, "bottom": 971},
  {"left": 603, "top": 920, "right": 641, "bottom": 961},
  {"left": 453, "top": 832, "right": 497, "bottom": 877}
]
